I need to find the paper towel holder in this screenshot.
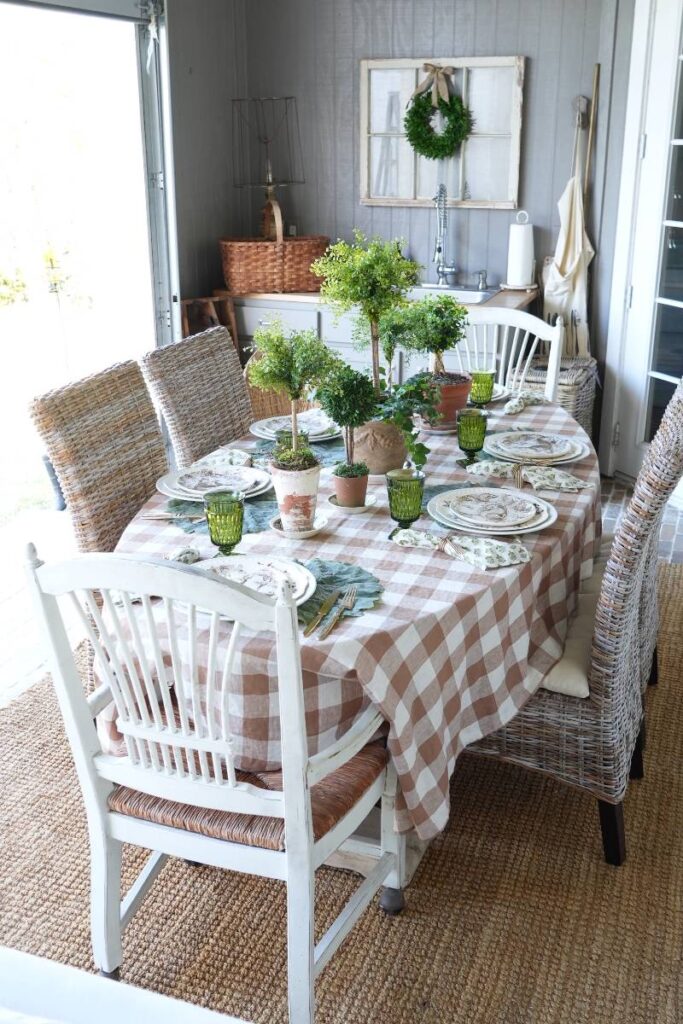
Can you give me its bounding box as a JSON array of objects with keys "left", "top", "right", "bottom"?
[{"left": 515, "top": 210, "right": 530, "bottom": 225}]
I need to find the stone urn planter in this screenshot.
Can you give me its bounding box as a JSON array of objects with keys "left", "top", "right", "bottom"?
[
  {"left": 333, "top": 471, "right": 369, "bottom": 508},
  {"left": 270, "top": 463, "right": 321, "bottom": 533},
  {"left": 427, "top": 372, "right": 472, "bottom": 431},
  {"left": 353, "top": 420, "right": 407, "bottom": 475}
]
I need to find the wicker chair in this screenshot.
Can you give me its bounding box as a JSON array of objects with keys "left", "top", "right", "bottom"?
[
  {"left": 467, "top": 379, "right": 683, "bottom": 865},
  {"left": 141, "top": 327, "right": 253, "bottom": 469},
  {"left": 30, "top": 361, "right": 168, "bottom": 553}
]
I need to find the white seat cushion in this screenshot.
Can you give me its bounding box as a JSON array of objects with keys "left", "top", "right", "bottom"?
[{"left": 540, "top": 541, "right": 610, "bottom": 699}]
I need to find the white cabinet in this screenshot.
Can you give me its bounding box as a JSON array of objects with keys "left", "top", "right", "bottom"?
[{"left": 233, "top": 300, "right": 319, "bottom": 340}]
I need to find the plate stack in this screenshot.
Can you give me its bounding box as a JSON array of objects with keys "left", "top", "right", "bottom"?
[
  {"left": 250, "top": 408, "right": 341, "bottom": 442},
  {"left": 483, "top": 430, "right": 589, "bottom": 465},
  {"left": 156, "top": 464, "right": 272, "bottom": 502},
  {"left": 196, "top": 555, "right": 317, "bottom": 606},
  {"left": 427, "top": 487, "right": 558, "bottom": 536}
]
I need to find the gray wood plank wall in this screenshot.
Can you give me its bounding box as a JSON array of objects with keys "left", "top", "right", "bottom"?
[{"left": 167, "top": 0, "right": 635, "bottom": 369}]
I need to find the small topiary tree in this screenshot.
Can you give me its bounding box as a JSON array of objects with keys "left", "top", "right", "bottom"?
[
  {"left": 316, "top": 362, "right": 377, "bottom": 470},
  {"left": 380, "top": 294, "right": 469, "bottom": 376},
  {"left": 247, "top": 319, "right": 336, "bottom": 467},
  {"left": 312, "top": 231, "right": 420, "bottom": 395}
]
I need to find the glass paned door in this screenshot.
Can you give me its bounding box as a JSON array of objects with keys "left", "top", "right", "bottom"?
[{"left": 644, "top": 56, "right": 683, "bottom": 440}]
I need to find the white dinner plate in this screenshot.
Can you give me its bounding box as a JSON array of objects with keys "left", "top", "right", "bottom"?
[
  {"left": 156, "top": 473, "right": 272, "bottom": 503},
  {"left": 485, "top": 430, "right": 575, "bottom": 460},
  {"left": 441, "top": 487, "right": 540, "bottom": 529},
  {"left": 250, "top": 410, "right": 341, "bottom": 442},
  {"left": 428, "top": 493, "right": 558, "bottom": 536},
  {"left": 194, "top": 447, "right": 252, "bottom": 469},
  {"left": 195, "top": 555, "right": 316, "bottom": 605},
  {"left": 483, "top": 435, "right": 591, "bottom": 466},
  {"left": 174, "top": 465, "right": 270, "bottom": 498},
  {"left": 488, "top": 383, "right": 510, "bottom": 403}
]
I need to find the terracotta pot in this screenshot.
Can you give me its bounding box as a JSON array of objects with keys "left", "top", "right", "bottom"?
[
  {"left": 353, "top": 419, "right": 407, "bottom": 475},
  {"left": 429, "top": 373, "right": 472, "bottom": 430},
  {"left": 269, "top": 463, "right": 321, "bottom": 533},
  {"left": 333, "top": 472, "right": 369, "bottom": 508}
]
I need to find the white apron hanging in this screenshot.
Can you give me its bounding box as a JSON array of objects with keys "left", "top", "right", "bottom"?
[{"left": 543, "top": 126, "right": 595, "bottom": 357}]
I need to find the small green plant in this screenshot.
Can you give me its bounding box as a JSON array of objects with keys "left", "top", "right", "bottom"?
[
  {"left": 312, "top": 230, "right": 420, "bottom": 395},
  {"left": 332, "top": 461, "right": 369, "bottom": 479},
  {"left": 380, "top": 295, "right": 469, "bottom": 376},
  {"left": 316, "top": 362, "right": 377, "bottom": 466},
  {"left": 270, "top": 445, "right": 319, "bottom": 471},
  {"left": 376, "top": 373, "right": 441, "bottom": 469},
  {"left": 247, "top": 319, "right": 336, "bottom": 457}
]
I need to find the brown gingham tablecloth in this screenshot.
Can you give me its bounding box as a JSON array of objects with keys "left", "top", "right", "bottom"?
[{"left": 103, "top": 403, "right": 601, "bottom": 840}]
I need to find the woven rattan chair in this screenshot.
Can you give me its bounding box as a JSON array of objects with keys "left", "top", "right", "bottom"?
[
  {"left": 26, "top": 548, "right": 404, "bottom": 1024},
  {"left": 141, "top": 327, "right": 253, "bottom": 469},
  {"left": 468, "top": 380, "right": 683, "bottom": 865},
  {"left": 30, "top": 361, "right": 168, "bottom": 553}
]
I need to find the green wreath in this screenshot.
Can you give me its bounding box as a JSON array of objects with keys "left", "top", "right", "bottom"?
[{"left": 404, "top": 92, "right": 473, "bottom": 161}]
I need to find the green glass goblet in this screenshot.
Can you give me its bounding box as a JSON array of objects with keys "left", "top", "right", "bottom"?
[
  {"left": 470, "top": 369, "right": 496, "bottom": 407},
  {"left": 457, "top": 409, "right": 487, "bottom": 466},
  {"left": 386, "top": 467, "right": 425, "bottom": 535},
  {"left": 203, "top": 489, "right": 244, "bottom": 556}
]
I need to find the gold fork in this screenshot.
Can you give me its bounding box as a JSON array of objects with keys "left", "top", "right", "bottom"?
[{"left": 318, "top": 585, "right": 358, "bottom": 640}]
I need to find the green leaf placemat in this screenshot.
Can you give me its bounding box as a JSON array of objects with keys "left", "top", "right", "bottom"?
[
  {"left": 298, "top": 559, "right": 383, "bottom": 627},
  {"left": 167, "top": 493, "right": 279, "bottom": 535}
]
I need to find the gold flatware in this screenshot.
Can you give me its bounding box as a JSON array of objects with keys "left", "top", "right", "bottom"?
[
  {"left": 318, "top": 585, "right": 358, "bottom": 640},
  {"left": 141, "top": 512, "right": 203, "bottom": 522},
  {"left": 303, "top": 588, "right": 341, "bottom": 637}
]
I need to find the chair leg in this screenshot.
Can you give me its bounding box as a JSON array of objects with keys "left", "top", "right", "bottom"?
[
  {"left": 630, "top": 720, "right": 646, "bottom": 780},
  {"left": 90, "top": 834, "right": 123, "bottom": 975},
  {"left": 379, "top": 762, "right": 406, "bottom": 916},
  {"left": 648, "top": 646, "right": 659, "bottom": 686},
  {"left": 286, "top": 861, "right": 315, "bottom": 1024},
  {"left": 598, "top": 801, "right": 626, "bottom": 866}
]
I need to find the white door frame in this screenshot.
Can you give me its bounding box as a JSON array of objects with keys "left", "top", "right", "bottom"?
[{"left": 600, "top": 0, "right": 683, "bottom": 480}]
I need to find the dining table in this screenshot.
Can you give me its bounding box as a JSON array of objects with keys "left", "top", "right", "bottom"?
[{"left": 99, "top": 400, "right": 601, "bottom": 883}]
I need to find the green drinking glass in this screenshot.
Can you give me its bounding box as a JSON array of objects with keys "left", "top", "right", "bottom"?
[
  {"left": 470, "top": 369, "right": 496, "bottom": 407},
  {"left": 203, "top": 489, "right": 244, "bottom": 556},
  {"left": 386, "top": 468, "right": 425, "bottom": 533},
  {"left": 457, "top": 409, "right": 487, "bottom": 465}
]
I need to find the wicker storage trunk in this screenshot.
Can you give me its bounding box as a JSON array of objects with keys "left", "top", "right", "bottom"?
[
  {"left": 524, "top": 356, "right": 598, "bottom": 437},
  {"left": 220, "top": 233, "right": 329, "bottom": 294}
]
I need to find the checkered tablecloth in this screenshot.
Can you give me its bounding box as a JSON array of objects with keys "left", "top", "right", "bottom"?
[{"left": 105, "top": 403, "right": 601, "bottom": 840}]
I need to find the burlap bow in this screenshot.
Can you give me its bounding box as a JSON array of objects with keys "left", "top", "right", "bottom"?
[{"left": 411, "top": 62, "right": 455, "bottom": 106}]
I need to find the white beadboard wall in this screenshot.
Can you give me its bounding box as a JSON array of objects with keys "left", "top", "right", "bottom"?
[{"left": 166, "top": 0, "right": 635, "bottom": 368}]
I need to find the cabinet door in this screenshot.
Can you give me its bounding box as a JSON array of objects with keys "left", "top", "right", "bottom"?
[{"left": 234, "top": 303, "right": 319, "bottom": 338}]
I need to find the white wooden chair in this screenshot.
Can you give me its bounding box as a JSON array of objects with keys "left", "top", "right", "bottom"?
[
  {"left": 25, "top": 547, "right": 404, "bottom": 1024},
  {"left": 442, "top": 308, "right": 565, "bottom": 402}
]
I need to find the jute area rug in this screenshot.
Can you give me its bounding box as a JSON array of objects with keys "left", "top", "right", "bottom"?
[{"left": 1, "top": 565, "right": 681, "bottom": 1024}]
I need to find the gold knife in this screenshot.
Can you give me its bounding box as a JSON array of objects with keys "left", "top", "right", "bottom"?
[{"left": 303, "top": 589, "right": 341, "bottom": 637}]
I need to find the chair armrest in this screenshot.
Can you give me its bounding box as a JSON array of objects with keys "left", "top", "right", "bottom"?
[{"left": 307, "top": 707, "right": 386, "bottom": 787}]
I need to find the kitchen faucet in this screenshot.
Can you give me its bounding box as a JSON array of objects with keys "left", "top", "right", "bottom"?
[{"left": 432, "top": 184, "right": 458, "bottom": 285}]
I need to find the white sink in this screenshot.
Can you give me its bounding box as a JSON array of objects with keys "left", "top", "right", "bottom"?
[{"left": 409, "top": 284, "right": 497, "bottom": 305}]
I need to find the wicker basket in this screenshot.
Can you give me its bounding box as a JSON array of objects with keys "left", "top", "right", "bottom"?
[
  {"left": 524, "top": 356, "right": 598, "bottom": 437},
  {"left": 220, "top": 216, "right": 329, "bottom": 294}
]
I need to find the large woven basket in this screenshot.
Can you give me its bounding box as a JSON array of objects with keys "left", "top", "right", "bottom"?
[
  {"left": 220, "top": 217, "right": 329, "bottom": 294},
  {"left": 524, "top": 356, "right": 598, "bottom": 437}
]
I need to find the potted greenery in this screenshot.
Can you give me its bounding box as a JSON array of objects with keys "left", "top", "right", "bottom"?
[
  {"left": 247, "top": 320, "right": 335, "bottom": 533},
  {"left": 380, "top": 294, "right": 470, "bottom": 430},
  {"left": 316, "top": 363, "right": 377, "bottom": 507},
  {"left": 312, "top": 231, "right": 421, "bottom": 472}
]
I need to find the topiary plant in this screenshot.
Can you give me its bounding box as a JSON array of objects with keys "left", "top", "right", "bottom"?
[
  {"left": 332, "top": 461, "right": 369, "bottom": 479},
  {"left": 316, "top": 362, "right": 378, "bottom": 466},
  {"left": 380, "top": 294, "right": 469, "bottom": 377},
  {"left": 312, "top": 231, "right": 420, "bottom": 395},
  {"left": 247, "top": 319, "right": 336, "bottom": 461}
]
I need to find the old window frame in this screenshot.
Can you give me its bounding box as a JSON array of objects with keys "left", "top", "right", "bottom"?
[{"left": 359, "top": 56, "right": 525, "bottom": 210}]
